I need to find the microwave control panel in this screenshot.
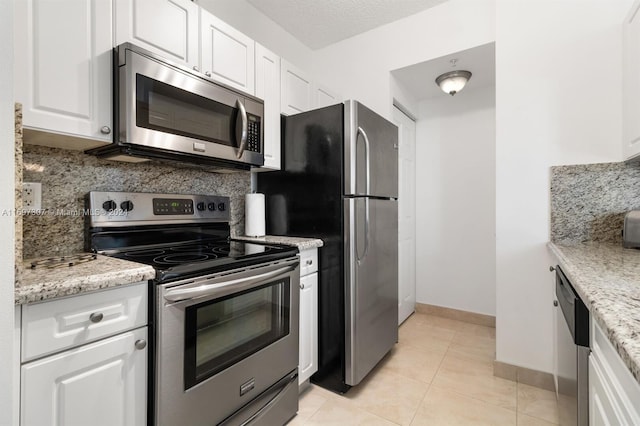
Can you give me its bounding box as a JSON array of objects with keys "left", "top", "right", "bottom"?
[{"left": 246, "top": 115, "right": 261, "bottom": 153}]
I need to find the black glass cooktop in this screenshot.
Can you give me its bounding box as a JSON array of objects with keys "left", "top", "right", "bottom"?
[
  {"left": 109, "top": 239, "right": 297, "bottom": 283},
  {"left": 89, "top": 222, "right": 298, "bottom": 283}
]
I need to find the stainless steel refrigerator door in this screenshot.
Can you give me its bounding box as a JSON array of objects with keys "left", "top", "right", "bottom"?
[
  {"left": 344, "top": 197, "right": 398, "bottom": 386},
  {"left": 344, "top": 100, "right": 399, "bottom": 198}
]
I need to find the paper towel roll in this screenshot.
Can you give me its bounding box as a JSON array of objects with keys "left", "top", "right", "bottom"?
[{"left": 245, "top": 193, "right": 266, "bottom": 237}]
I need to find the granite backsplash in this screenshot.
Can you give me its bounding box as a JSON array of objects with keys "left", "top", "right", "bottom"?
[
  {"left": 550, "top": 162, "right": 640, "bottom": 244},
  {"left": 23, "top": 145, "right": 250, "bottom": 259}
]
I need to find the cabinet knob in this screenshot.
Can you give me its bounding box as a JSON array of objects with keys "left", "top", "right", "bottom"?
[
  {"left": 205, "top": 71, "right": 211, "bottom": 77},
  {"left": 306, "top": 259, "right": 313, "bottom": 266},
  {"left": 300, "top": 283, "right": 305, "bottom": 290},
  {"left": 135, "top": 339, "right": 147, "bottom": 350},
  {"left": 549, "top": 266, "right": 555, "bottom": 272},
  {"left": 100, "top": 126, "right": 111, "bottom": 135},
  {"left": 193, "top": 66, "right": 200, "bottom": 72},
  {"left": 553, "top": 300, "right": 559, "bottom": 307},
  {"left": 89, "top": 312, "right": 104, "bottom": 323}
]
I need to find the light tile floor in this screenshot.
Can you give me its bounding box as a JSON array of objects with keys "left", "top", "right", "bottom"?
[{"left": 289, "top": 312, "right": 559, "bottom": 426}]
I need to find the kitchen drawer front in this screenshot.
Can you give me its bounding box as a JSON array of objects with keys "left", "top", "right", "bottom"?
[
  {"left": 22, "top": 282, "right": 148, "bottom": 362},
  {"left": 299, "top": 249, "right": 318, "bottom": 276}
]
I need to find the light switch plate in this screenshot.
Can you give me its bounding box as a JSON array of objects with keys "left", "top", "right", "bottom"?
[{"left": 23, "top": 182, "right": 42, "bottom": 211}]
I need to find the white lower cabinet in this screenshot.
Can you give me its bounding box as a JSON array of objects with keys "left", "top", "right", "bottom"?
[
  {"left": 21, "top": 327, "right": 147, "bottom": 426},
  {"left": 298, "top": 248, "right": 318, "bottom": 386},
  {"left": 19, "top": 283, "right": 148, "bottom": 426},
  {"left": 589, "top": 316, "right": 640, "bottom": 425}
]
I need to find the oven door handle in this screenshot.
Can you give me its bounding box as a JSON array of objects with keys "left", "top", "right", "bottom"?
[{"left": 163, "top": 263, "right": 297, "bottom": 302}]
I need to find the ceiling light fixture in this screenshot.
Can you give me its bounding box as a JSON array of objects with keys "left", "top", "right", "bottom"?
[{"left": 435, "top": 59, "right": 472, "bottom": 96}]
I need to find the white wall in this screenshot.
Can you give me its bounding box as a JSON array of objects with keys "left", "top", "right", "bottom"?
[
  {"left": 495, "top": 0, "right": 632, "bottom": 373},
  {"left": 196, "top": 0, "right": 313, "bottom": 70},
  {"left": 416, "top": 85, "right": 496, "bottom": 316},
  {"left": 0, "top": 0, "right": 15, "bottom": 423},
  {"left": 313, "top": 0, "right": 496, "bottom": 120}
]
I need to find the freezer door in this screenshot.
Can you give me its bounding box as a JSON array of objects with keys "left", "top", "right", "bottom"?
[
  {"left": 344, "top": 198, "right": 398, "bottom": 386},
  {"left": 344, "top": 100, "right": 399, "bottom": 198}
]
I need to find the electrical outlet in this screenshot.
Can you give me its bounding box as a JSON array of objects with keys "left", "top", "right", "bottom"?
[{"left": 23, "top": 182, "right": 42, "bottom": 211}]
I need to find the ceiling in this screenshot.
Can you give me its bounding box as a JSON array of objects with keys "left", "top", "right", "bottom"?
[
  {"left": 246, "top": 0, "right": 449, "bottom": 50},
  {"left": 392, "top": 42, "right": 495, "bottom": 101}
]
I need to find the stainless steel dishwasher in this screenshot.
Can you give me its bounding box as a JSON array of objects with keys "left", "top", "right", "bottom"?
[{"left": 554, "top": 265, "right": 590, "bottom": 426}]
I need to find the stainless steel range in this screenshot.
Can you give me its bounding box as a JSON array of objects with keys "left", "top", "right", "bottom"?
[{"left": 86, "top": 191, "right": 300, "bottom": 426}]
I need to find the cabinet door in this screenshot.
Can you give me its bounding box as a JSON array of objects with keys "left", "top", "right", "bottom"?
[
  {"left": 14, "top": 0, "right": 113, "bottom": 144},
  {"left": 200, "top": 9, "right": 255, "bottom": 95},
  {"left": 114, "top": 0, "right": 199, "bottom": 68},
  {"left": 314, "top": 84, "right": 341, "bottom": 109},
  {"left": 590, "top": 356, "right": 625, "bottom": 426},
  {"left": 623, "top": 0, "right": 640, "bottom": 160},
  {"left": 21, "top": 327, "right": 147, "bottom": 426},
  {"left": 281, "top": 59, "right": 313, "bottom": 115},
  {"left": 299, "top": 272, "right": 318, "bottom": 384},
  {"left": 255, "top": 43, "right": 281, "bottom": 170}
]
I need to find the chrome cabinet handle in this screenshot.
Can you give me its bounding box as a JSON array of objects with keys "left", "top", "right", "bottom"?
[
  {"left": 549, "top": 266, "right": 556, "bottom": 272},
  {"left": 100, "top": 126, "right": 111, "bottom": 135},
  {"left": 306, "top": 259, "right": 313, "bottom": 266},
  {"left": 300, "top": 283, "right": 305, "bottom": 290},
  {"left": 135, "top": 339, "right": 147, "bottom": 350},
  {"left": 553, "top": 300, "right": 558, "bottom": 307},
  {"left": 89, "top": 312, "right": 103, "bottom": 323},
  {"left": 235, "top": 99, "right": 248, "bottom": 159},
  {"left": 205, "top": 71, "right": 211, "bottom": 77}
]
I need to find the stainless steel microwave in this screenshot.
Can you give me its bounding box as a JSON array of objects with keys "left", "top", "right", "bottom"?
[{"left": 88, "top": 43, "right": 264, "bottom": 170}]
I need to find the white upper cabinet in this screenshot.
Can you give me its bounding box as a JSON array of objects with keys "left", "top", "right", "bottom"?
[
  {"left": 314, "top": 84, "right": 341, "bottom": 109},
  {"left": 14, "top": 0, "right": 113, "bottom": 146},
  {"left": 281, "top": 59, "right": 313, "bottom": 115},
  {"left": 623, "top": 0, "right": 640, "bottom": 160},
  {"left": 200, "top": 9, "right": 255, "bottom": 95},
  {"left": 255, "top": 43, "right": 281, "bottom": 170},
  {"left": 114, "top": 0, "right": 199, "bottom": 69}
]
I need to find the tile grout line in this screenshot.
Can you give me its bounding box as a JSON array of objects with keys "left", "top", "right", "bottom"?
[{"left": 406, "top": 382, "right": 431, "bottom": 426}]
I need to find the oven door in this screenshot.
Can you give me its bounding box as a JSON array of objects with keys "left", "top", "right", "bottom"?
[
  {"left": 155, "top": 258, "right": 299, "bottom": 426},
  {"left": 118, "top": 44, "right": 264, "bottom": 166}
]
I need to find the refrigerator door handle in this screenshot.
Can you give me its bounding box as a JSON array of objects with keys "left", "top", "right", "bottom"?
[
  {"left": 354, "top": 198, "right": 370, "bottom": 263},
  {"left": 357, "top": 126, "right": 371, "bottom": 194},
  {"left": 363, "top": 198, "right": 370, "bottom": 261}
]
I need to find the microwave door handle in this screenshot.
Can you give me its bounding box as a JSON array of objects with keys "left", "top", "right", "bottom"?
[
  {"left": 236, "top": 99, "right": 248, "bottom": 159},
  {"left": 163, "top": 263, "right": 296, "bottom": 302}
]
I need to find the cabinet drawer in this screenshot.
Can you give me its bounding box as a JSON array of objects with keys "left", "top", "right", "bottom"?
[
  {"left": 299, "top": 249, "right": 318, "bottom": 276},
  {"left": 22, "top": 282, "right": 148, "bottom": 362}
]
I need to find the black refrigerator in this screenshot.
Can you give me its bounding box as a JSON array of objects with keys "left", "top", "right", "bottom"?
[{"left": 257, "top": 100, "right": 398, "bottom": 393}]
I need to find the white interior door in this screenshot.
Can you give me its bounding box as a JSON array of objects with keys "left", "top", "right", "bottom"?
[{"left": 393, "top": 105, "right": 416, "bottom": 325}]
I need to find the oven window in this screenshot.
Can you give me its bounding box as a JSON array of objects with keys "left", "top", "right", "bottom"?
[
  {"left": 184, "top": 278, "right": 290, "bottom": 389},
  {"left": 136, "top": 74, "right": 236, "bottom": 146}
]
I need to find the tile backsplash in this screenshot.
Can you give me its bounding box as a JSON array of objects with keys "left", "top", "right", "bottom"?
[
  {"left": 23, "top": 145, "right": 250, "bottom": 258},
  {"left": 550, "top": 162, "right": 640, "bottom": 244}
]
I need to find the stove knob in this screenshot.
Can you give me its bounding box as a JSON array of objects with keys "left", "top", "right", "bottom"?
[
  {"left": 207, "top": 202, "right": 216, "bottom": 211},
  {"left": 120, "top": 200, "right": 134, "bottom": 212},
  {"left": 102, "top": 200, "right": 117, "bottom": 212},
  {"left": 218, "top": 202, "right": 226, "bottom": 212},
  {"left": 197, "top": 202, "right": 206, "bottom": 211}
]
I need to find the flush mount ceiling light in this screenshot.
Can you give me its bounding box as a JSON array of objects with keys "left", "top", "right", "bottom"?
[{"left": 435, "top": 59, "right": 472, "bottom": 96}]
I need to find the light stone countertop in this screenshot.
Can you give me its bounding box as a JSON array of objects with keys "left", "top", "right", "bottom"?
[
  {"left": 548, "top": 242, "right": 640, "bottom": 385},
  {"left": 16, "top": 254, "right": 156, "bottom": 305},
  {"left": 234, "top": 235, "right": 324, "bottom": 250}
]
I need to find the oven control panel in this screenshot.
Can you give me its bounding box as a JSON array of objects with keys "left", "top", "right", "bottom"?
[{"left": 87, "top": 191, "right": 230, "bottom": 225}]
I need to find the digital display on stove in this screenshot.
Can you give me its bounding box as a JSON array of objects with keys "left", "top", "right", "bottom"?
[{"left": 153, "top": 198, "right": 194, "bottom": 215}]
